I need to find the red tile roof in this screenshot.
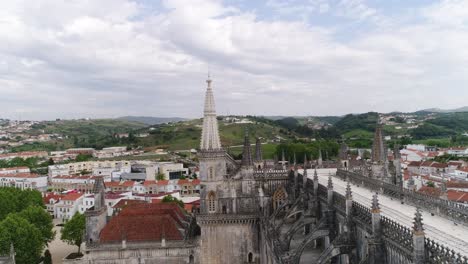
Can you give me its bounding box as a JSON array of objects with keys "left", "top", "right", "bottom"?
[
  {"left": 143, "top": 180, "right": 157, "bottom": 186},
  {"left": 408, "top": 161, "right": 422, "bottom": 167},
  {"left": 446, "top": 181, "right": 468, "bottom": 189},
  {"left": 447, "top": 190, "right": 468, "bottom": 202},
  {"left": 157, "top": 180, "right": 169, "bottom": 186},
  {"left": 457, "top": 167, "right": 468, "bottom": 173},
  {"left": 100, "top": 203, "right": 188, "bottom": 243},
  {"left": 430, "top": 162, "right": 447, "bottom": 168},
  {"left": 0, "top": 173, "right": 40, "bottom": 178},
  {"left": 62, "top": 192, "right": 84, "bottom": 201},
  {"left": 177, "top": 179, "right": 201, "bottom": 185},
  {"left": 113, "top": 199, "right": 146, "bottom": 209},
  {"left": 43, "top": 193, "right": 65, "bottom": 204}
]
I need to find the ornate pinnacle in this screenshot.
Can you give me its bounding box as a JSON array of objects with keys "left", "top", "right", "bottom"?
[
  {"left": 313, "top": 168, "right": 318, "bottom": 181},
  {"left": 304, "top": 154, "right": 308, "bottom": 169},
  {"left": 293, "top": 152, "right": 297, "bottom": 166},
  {"left": 327, "top": 174, "right": 333, "bottom": 189},
  {"left": 371, "top": 193, "right": 380, "bottom": 212},
  {"left": 346, "top": 180, "right": 352, "bottom": 199},
  {"left": 413, "top": 208, "right": 424, "bottom": 234}
]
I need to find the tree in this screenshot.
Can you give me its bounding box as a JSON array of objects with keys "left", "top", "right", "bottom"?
[
  {"left": 156, "top": 173, "right": 166, "bottom": 180},
  {"left": 0, "top": 214, "right": 44, "bottom": 264},
  {"left": 17, "top": 205, "right": 55, "bottom": 244},
  {"left": 61, "top": 213, "right": 85, "bottom": 253},
  {"left": 427, "top": 181, "right": 435, "bottom": 188},
  {"left": 161, "top": 195, "right": 184, "bottom": 208},
  {"left": 43, "top": 249, "right": 52, "bottom": 264}
]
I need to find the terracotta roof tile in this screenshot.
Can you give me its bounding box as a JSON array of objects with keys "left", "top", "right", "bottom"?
[
  {"left": 100, "top": 203, "right": 188, "bottom": 243},
  {"left": 62, "top": 192, "right": 84, "bottom": 201}
]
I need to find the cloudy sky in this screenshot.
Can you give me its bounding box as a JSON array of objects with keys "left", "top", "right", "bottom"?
[{"left": 1, "top": 0, "right": 468, "bottom": 120}]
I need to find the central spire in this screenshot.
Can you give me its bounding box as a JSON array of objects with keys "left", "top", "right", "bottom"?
[{"left": 200, "top": 78, "right": 222, "bottom": 150}]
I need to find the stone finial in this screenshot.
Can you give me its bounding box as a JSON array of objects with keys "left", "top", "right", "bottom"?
[
  {"left": 313, "top": 168, "right": 318, "bottom": 181},
  {"left": 241, "top": 128, "right": 253, "bottom": 167},
  {"left": 413, "top": 208, "right": 424, "bottom": 235},
  {"left": 327, "top": 174, "right": 333, "bottom": 189},
  {"left": 255, "top": 137, "right": 262, "bottom": 161},
  {"left": 346, "top": 180, "right": 352, "bottom": 199},
  {"left": 304, "top": 154, "right": 308, "bottom": 169},
  {"left": 293, "top": 152, "right": 297, "bottom": 166},
  {"left": 371, "top": 193, "right": 380, "bottom": 213}
]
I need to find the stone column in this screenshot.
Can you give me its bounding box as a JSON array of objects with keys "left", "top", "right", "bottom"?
[
  {"left": 413, "top": 208, "right": 426, "bottom": 264},
  {"left": 368, "top": 193, "right": 384, "bottom": 264}
]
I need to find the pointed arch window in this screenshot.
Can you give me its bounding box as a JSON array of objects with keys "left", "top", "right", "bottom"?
[
  {"left": 208, "top": 191, "right": 216, "bottom": 213},
  {"left": 273, "top": 188, "right": 287, "bottom": 210}
]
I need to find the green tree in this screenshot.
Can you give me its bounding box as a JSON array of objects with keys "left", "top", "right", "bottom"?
[
  {"left": 156, "top": 173, "right": 166, "bottom": 180},
  {"left": 161, "top": 195, "right": 184, "bottom": 208},
  {"left": 43, "top": 249, "right": 52, "bottom": 264},
  {"left": 427, "top": 181, "right": 435, "bottom": 188},
  {"left": 0, "top": 214, "right": 44, "bottom": 264},
  {"left": 17, "top": 205, "right": 55, "bottom": 244},
  {"left": 61, "top": 212, "right": 85, "bottom": 253}
]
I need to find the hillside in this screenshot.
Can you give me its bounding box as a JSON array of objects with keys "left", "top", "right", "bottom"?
[
  {"left": 117, "top": 116, "right": 187, "bottom": 125},
  {"left": 135, "top": 118, "right": 293, "bottom": 151},
  {"left": 10, "top": 119, "right": 147, "bottom": 152}
]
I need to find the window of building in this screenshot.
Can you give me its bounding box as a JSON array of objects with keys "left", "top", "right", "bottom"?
[
  {"left": 273, "top": 188, "right": 287, "bottom": 210},
  {"left": 208, "top": 191, "right": 216, "bottom": 213}
]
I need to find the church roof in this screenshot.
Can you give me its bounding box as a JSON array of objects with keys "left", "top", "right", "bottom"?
[{"left": 100, "top": 203, "right": 189, "bottom": 243}]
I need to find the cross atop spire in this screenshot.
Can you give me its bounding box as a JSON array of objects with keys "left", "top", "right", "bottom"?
[{"left": 200, "top": 78, "right": 222, "bottom": 150}]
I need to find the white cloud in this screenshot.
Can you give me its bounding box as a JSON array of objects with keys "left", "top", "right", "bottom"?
[{"left": 0, "top": 0, "right": 468, "bottom": 120}]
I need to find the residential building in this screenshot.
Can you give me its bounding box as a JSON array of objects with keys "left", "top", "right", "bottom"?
[
  {"left": 0, "top": 173, "right": 48, "bottom": 191},
  {"left": 54, "top": 192, "right": 84, "bottom": 221}
]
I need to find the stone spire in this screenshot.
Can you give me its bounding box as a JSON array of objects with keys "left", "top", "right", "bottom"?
[
  {"left": 255, "top": 137, "right": 262, "bottom": 161},
  {"left": 93, "top": 176, "right": 106, "bottom": 210},
  {"left": 413, "top": 208, "right": 424, "bottom": 234},
  {"left": 314, "top": 168, "right": 318, "bottom": 182},
  {"left": 371, "top": 193, "right": 380, "bottom": 213},
  {"left": 339, "top": 141, "right": 348, "bottom": 161},
  {"left": 371, "top": 117, "right": 387, "bottom": 163},
  {"left": 200, "top": 78, "right": 222, "bottom": 150},
  {"left": 317, "top": 148, "right": 323, "bottom": 167},
  {"left": 346, "top": 180, "right": 352, "bottom": 199},
  {"left": 241, "top": 129, "right": 253, "bottom": 167},
  {"left": 327, "top": 174, "right": 333, "bottom": 189},
  {"left": 304, "top": 154, "right": 308, "bottom": 169}
]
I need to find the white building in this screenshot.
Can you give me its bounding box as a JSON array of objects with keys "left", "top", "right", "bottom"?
[
  {"left": 0, "top": 173, "right": 48, "bottom": 191},
  {"left": 447, "top": 147, "right": 468, "bottom": 157},
  {"left": 0, "top": 166, "right": 30, "bottom": 175},
  {"left": 54, "top": 192, "right": 84, "bottom": 222},
  {"left": 454, "top": 167, "right": 468, "bottom": 180}
]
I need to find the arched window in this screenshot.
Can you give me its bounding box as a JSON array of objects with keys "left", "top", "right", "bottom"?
[
  {"left": 248, "top": 252, "right": 253, "bottom": 262},
  {"left": 208, "top": 191, "right": 216, "bottom": 213},
  {"left": 272, "top": 188, "right": 287, "bottom": 210}
]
